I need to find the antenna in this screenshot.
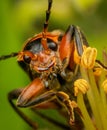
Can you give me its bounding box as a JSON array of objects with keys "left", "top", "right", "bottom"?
[
  {"left": 41, "top": 0, "right": 53, "bottom": 50},
  {"left": 0, "top": 52, "right": 18, "bottom": 61},
  {"left": 44, "top": 0, "right": 53, "bottom": 33}
]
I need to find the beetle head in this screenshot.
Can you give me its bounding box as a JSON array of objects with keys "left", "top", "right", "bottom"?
[{"left": 17, "top": 31, "right": 64, "bottom": 74}]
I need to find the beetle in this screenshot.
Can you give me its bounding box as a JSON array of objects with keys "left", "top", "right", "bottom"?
[{"left": 0, "top": 0, "right": 98, "bottom": 130}]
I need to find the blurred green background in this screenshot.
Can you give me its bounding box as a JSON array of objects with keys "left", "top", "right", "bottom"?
[{"left": 0, "top": 0, "right": 107, "bottom": 130}]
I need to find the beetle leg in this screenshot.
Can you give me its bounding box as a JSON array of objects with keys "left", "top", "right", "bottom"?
[
  {"left": 8, "top": 88, "right": 71, "bottom": 129},
  {"left": 56, "top": 91, "right": 79, "bottom": 126},
  {"left": 8, "top": 88, "right": 38, "bottom": 129},
  {"left": 16, "top": 79, "right": 83, "bottom": 128},
  {"left": 20, "top": 88, "right": 79, "bottom": 126}
]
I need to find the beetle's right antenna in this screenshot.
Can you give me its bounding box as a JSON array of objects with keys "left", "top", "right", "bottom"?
[
  {"left": 41, "top": 0, "right": 53, "bottom": 50},
  {"left": 44, "top": 0, "right": 53, "bottom": 33},
  {"left": 0, "top": 52, "right": 18, "bottom": 61}
]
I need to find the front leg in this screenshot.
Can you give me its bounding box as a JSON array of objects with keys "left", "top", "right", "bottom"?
[
  {"left": 56, "top": 91, "right": 79, "bottom": 125},
  {"left": 16, "top": 77, "right": 77, "bottom": 125},
  {"left": 8, "top": 88, "right": 71, "bottom": 130},
  {"left": 21, "top": 87, "right": 79, "bottom": 127}
]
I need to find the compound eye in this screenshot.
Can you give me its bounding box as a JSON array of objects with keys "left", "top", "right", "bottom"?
[
  {"left": 47, "top": 40, "right": 57, "bottom": 51},
  {"left": 23, "top": 55, "right": 31, "bottom": 64},
  {"left": 48, "top": 42, "right": 57, "bottom": 51}
]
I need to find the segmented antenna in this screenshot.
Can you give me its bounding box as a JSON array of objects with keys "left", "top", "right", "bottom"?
[
  {"left": 44, "top": 0, "right": 53, "bottom": 33},
  {"left": 41, "top": 0, "right": 53, "bottom": 50},
  {"left": 0, "top": 52, "right": 18, "bottom": 61}
]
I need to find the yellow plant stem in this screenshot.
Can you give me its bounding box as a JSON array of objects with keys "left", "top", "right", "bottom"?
[
  {"left": 98, "top": 70, "right": 107, "bottom": 110},
  {"left": 80, "top": 66, "right": 103, "bottom": 130},
  {"left": 77, "top": 92, "right": 95, "bottom": 130},
  {"left": 97, "top": 70, "right": 107, "bottom": 128},
  {"left": 88, "top": 69, "right": 107, "bottom": 130}
]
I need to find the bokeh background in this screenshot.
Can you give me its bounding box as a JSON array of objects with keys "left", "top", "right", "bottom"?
[{"left": 0, "top": 0, "right": 107, "bottom": 130}]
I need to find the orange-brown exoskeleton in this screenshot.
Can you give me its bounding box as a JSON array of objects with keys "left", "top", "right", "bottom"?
[{"left": 0, "top": 0, "right": 97, "bottom": 130}]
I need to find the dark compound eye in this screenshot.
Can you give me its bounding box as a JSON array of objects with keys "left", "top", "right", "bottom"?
[
  {"left": 47, "top": 39, "right": 57, "bottom": 51},
  {"left": 23, "top": 55, "right": 31, "bottom": 64},
  {"left": 24, "top": 38, "right": 43, "bottom": 54},
  {"left": 48, "top": 42, "right": 57, "bottom": 51}
]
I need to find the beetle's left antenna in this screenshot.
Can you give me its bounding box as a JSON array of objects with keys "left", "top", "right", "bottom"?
[{"left": 0, "top": 52, "right": 18, "bottom": 60}]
